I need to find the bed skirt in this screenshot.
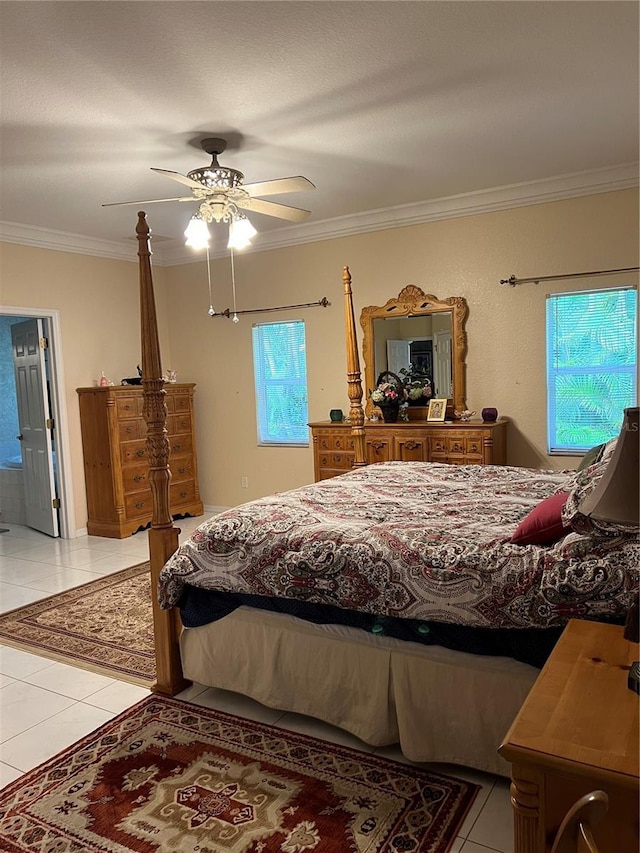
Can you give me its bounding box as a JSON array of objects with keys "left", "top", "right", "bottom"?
[{"left": 179, "top": 606, "right": 538, "bottom": 776}]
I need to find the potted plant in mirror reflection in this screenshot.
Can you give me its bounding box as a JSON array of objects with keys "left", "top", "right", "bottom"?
[{"left": 399, "top": 366, "right": 433, "bottom": 406}]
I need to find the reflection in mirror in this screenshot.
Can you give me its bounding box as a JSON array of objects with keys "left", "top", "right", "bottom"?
[
  {"left": 361, "top": 286, "right": 468, "bottom": 416},
  {"left": 373, "top": 313, "right": 453, "bottom": 398}
]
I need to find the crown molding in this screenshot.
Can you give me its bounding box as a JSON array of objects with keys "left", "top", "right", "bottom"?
[
  {"left": 1, "top": 163, "right": 638, "bottom": 266},
  {"left": 0, "top": 221, "right": 141, "bottom": 262}
]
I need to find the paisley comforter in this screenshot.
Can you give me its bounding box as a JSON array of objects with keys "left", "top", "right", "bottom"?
[{"left": 159, "top": 461, "right": 638, "bottom": 630}]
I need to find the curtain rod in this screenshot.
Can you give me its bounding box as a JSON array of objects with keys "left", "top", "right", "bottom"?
[
  {"left": 210, "top": 297, "right": 330, "bottom": 319},
  {"left": 500, "top": 266, "right": 640, "bottom": 287}
]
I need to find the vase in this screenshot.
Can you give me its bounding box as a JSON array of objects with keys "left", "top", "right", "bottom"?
[
  {"left": 379, "top": 404, "right": 399, "bottom": 423},
  {"left": 482, "top": 407, "right": 498, "bottom": 423}
]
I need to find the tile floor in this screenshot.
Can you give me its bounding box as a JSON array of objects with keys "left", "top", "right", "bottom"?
[{"left": 0, "top": 521, "right": 514, "bottom": 853}]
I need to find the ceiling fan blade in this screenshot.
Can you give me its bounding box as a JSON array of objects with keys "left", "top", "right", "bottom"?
[
  {"left": 150, "top": 168, "right": 205, "bottom": 190},
  {"left": 102, "top": 196, "right": 195, "bottom": 208},
  {"left": 239, "top": 197, "right": 311, "bottom": 222},
  {"left": 242, "top": 176, "right": 315, "bottom": 197}
]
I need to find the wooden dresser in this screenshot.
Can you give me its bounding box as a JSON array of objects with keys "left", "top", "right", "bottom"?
[
  {"left": 77, "top": 383, "right": 204, "bottom": 537},
  {"left": 499, "top": 619, "right": 639, "bottom": 853},
  {"left": 309, "top": 418, "right": 507, "bottom": 481}
]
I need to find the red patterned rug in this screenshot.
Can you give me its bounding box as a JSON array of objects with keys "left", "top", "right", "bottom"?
[{"left": 0, "top": 695, "right": 478, "bottom": 852}]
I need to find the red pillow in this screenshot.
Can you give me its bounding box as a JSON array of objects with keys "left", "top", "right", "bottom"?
[{"left": 511, "top": 491, "right": 570, "bottom": 546}]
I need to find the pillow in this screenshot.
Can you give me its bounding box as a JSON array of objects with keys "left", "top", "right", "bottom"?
[
  {"left": 511, "top": 490, "right": 570, "bottom": 545},
  {"left": 576, "top": 442, "right": 606, "bottom": 472}
]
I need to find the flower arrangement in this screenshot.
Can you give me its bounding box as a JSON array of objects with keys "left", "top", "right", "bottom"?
[
  {"left": 399, "top": 366, "right": 433, "bottom": 404},
  {"left": 371, "top": 382, "right": 402, "bottom": 405},
  {"left": 370, "top": 371, "right": 407, "bottom": 407}
]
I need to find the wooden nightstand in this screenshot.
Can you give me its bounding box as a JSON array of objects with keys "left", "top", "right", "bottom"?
[{"left": 499, "top": 619, "right": 639, "bottom": 853}]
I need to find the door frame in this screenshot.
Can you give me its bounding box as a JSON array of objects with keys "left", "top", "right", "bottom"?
[
  {"left": 433, "top": 330, "right": 453, "bottom": 399},
  {"left": 0, "top": 305, "right": 76, "bottom": 538}
]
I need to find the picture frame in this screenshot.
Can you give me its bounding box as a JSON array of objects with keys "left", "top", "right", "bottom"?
[{"left": 427, "top": 398, "right": 447, "bottom": 422}]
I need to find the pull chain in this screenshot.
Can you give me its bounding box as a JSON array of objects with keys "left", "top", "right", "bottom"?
[
  {"left": 230, "top": 246, "right": 239, "bottom": 323},
  {"left": 206, "top": 246, "right": 215, "bottom": 316}
]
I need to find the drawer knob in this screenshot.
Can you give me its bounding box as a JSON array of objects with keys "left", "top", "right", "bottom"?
[
  {"left": 178, "top": 466, "right": 187, "bottom": 474},
  {"left": 179, "top": 491, "right": 187, "bottom": 498},
  {"left": 136, "top": 449, "right": 145, "bottom": 457},
  {"left": 133, "top": 475, "right": 144, "bottom": 483},
  {"left": 135, "top": 501, "right": 144, "bottom": 509}
]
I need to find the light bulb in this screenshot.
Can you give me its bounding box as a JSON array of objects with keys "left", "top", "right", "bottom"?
[
  {"left": 184, "top": 216, "right": 211, "bottom": 249},
  {"left": 227, "top": 214, "right": 257, "bottom": 250},
  {"left": 208, "top": 306, "right": 215, "bottom": 316},
  {"left": 232, "top": 313, "right": 240, "bottom": 323}
]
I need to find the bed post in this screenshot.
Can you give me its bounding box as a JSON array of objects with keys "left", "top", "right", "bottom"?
[
  {"left": 343, "top": 266, "right": 366, "bottom": 467},
  {"left": 137, "top": 211, "right": 189, "bottom": 696}
]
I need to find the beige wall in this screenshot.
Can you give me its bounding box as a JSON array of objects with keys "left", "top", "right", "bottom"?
[
  {"left": 165, "top": 189, "right": 638, "bottom": 508},
  {"left": 0, "top": 243, "right": 172, "bottom": 529},
  {"left": 1, "top": 188, "right": 638, "bottom": 533}
]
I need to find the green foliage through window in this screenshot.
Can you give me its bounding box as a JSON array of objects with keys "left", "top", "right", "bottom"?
[
  {"left": 252, "top": 321, "right": 309, "bottom": 445},
  {"left": 546, "top": 287, "right": 637, "bottom": 452}
]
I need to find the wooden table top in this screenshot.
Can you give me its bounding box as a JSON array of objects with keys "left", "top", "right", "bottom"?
[{"left": 500, "top": 619, "right": 639, "bottom": 786}]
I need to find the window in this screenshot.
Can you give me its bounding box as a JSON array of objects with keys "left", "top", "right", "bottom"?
[
  {"left": 546, "top": 286, "right": 637, "bottom": 453},
  {"left": 252, "top": 320, "right": 309, "bottom": 445}
]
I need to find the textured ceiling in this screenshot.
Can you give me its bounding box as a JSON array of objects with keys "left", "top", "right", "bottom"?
[{"left": 0, "top": 1, "right": 638, "bottom": 262}]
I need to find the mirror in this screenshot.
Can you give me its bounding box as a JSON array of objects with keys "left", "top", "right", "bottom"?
[{"left": 361, "top": 285, "right": 468, "bottom": 417}]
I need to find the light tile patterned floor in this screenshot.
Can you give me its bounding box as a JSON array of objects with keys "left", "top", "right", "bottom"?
[{"left": 0, "top": 522, "right": 514, "bottom": 852}]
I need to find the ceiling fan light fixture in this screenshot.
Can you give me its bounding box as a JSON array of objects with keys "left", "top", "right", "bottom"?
[
  {"left": 228, "top": 213, "right": 257, "bottom": 250},
  {"left": 199, "top": 199, "right": 230, "bottom": 224},
  {"left": 184, "top": 214, "right": 211, "bottom": 250},
  {"left": 187, "top": 150, "right": 245, "bottom": 191}
]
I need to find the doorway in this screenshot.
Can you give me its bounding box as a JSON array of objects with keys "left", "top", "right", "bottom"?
[{"left": 0, "top": 307, "right": 75, "bottom": 538}]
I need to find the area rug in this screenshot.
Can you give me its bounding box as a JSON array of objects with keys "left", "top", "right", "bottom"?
[
  {"left": 0, "top": 562, "right": 155, "bottom": 686},
  {"left": 0, "top": 695, "right": 479, "bottom": 852}
]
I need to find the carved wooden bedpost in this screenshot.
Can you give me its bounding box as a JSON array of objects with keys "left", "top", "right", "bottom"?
[
  {"left": 137, "top": 211, "right": 188, "bottom": 696},
  {"left": 343, "top": 266, "right": 366, "bottom": 467}
]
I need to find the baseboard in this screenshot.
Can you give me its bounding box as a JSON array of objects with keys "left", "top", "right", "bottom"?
[{"left": 204, "top": 505, "right": 230, "bottom": 516}]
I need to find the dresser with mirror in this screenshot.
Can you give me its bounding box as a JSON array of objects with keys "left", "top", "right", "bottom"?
[{"left": 309, "top": 285, "right": 507, "bottom": 481}]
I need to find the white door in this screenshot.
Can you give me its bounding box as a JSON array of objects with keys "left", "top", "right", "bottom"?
[
  {"left": 434, "top": 331, "right": 452, "bottom": 398},
  {"left": 386, "top": 340, "right": 411, "bottom": 376},
  {"left": 12, "top": 319, "right": 59, "bottom": 537}
]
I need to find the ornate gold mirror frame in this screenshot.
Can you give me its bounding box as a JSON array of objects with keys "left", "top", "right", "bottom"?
[{"left": 360, "top": 286, "right": 468, "bottom": 418}]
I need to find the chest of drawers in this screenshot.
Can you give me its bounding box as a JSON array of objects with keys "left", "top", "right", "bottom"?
[
  {"left": 309, "top": 418, "right": 507, "bottom": 481},
  {"left": 77, "top": 383, "right": 203, "bottom": 537}
]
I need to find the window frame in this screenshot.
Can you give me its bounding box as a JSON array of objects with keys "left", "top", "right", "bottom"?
[
  {"left": 252, "top": 319, "right": 310, "bottom": 447},
  {"left": 545, "top": 285, "right": 638, "bottom": 455}
]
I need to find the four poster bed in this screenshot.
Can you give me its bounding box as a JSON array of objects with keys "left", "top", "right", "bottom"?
[{"left": 136, "top": 212, "right": 638, "bottom": 776}]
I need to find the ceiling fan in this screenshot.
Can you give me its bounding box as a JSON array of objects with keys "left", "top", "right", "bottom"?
[{"left": 102, "top": 137, "right": 315, "bottom": 225}]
